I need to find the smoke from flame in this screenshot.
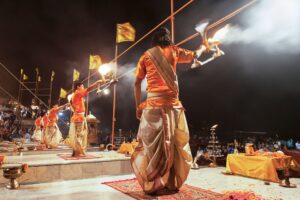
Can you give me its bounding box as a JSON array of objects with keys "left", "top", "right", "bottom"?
[{"left": 218, "top": 0, "right": 300, "bottom": 54}]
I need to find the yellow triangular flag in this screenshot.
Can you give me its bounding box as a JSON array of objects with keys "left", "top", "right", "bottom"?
[
  {"left": 116, "top": 22, "right": 135, "bottom": 43},
  {"left": 89, "top": 55, "right": 102, "bottom": 69},
  {"left": 23, "top": 74, "right": 29, "bottom": 81},
  {"left": 73, "top": 69, "right": 80, "bottom": 82},
  {"left": 59, "top": 88, "right": 67, "bottom": 98}
]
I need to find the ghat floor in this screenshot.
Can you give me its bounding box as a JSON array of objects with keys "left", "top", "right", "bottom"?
[{"left": 0, "top": 167, "right": 299, "bottom": 200}]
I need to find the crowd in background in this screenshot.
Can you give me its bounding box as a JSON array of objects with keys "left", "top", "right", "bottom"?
[
  {"left": 1, "top": 102, "right": 300, "bottom": 153},
  {"left": 0, "top": 106, "right": 34, "bottom": 143},
  {"left": 189, "top": 134, "right": 300, "bottom": 158}
]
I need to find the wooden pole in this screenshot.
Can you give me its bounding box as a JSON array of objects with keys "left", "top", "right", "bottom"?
[
  {"left": 49, "top": 74, "right": 54, "bottom": 107},
  {"left": 111, "top": 43, "right": 118, "bottom": 146},
  {"left": 171, "top": 0, "right": 175, "bottom": 42},
  {"left": 86, "top": 68, "right": 91, "bottom": 116},
  {"left": 18, "top": 70, "right": 23, "bottom": 103},
  {"left": 35, "top": 69, "right": 39, "bottom": 96}
]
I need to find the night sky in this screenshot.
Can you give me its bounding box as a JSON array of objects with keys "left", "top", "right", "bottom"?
[{"left": 0, "top": 0, "right": 299, "bottom": 139}]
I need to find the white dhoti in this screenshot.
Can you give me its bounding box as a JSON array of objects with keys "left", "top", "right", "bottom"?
[
  {"left": 69, "top": 120, "right": 88, "bottom": 155},
  {"left": 131, "top": 107, "right": 192, "bottom": 194},
  {"left": 43, "top": 125, "right": 63, "bottom": 147},
  {"left": 31, "top": 129, "right": 42, "bottom": 142}
]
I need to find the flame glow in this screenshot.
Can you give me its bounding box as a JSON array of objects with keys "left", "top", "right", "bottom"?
[
  {"left": 98, "top": 63, "right": 112, "bottom": 75},
  {"left": 67, "top": 94, "right": 73, "bottom": 102},
  {"left": 195, "top": 19, "right": 209, "bottom": 34},
  {"left": 103, "top": 88, "right": 110, "bottom": 95},
  {"left": 212, "top": 24, "right": 231, "bottom": 42}
]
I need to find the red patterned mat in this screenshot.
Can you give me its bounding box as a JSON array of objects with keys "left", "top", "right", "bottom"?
[
  {"left": 102, "top": 178, "right": 224, "bottom": 200},
  {"left": 57, "top": 153, "right": 97, "bottom": 160}
]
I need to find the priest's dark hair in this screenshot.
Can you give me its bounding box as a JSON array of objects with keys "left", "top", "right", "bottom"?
[
  {"left": 151, "top": 27, "right": 173, "bottom": 47},
  {"left": 73, "top": 80, "right": 83, "bottom": 91}
]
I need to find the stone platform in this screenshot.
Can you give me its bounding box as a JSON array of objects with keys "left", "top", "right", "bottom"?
[
  {"left": 0, "top": 146, "right": 100, "bottom": 156},
  {"left": 0, "top": 151, "right": 132, "bottom": 186}
]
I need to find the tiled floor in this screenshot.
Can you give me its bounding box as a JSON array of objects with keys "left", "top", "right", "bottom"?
[{"left": 0, "top": 167, "right": 299, "bottom": 200}]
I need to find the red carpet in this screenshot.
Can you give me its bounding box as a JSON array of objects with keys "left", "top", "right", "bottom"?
[
  {"left": 102, "top": 178, "right": 224, "bottom": 200},
  {"left": 57, "top": 153, "right": 97, "bottom": 160}
]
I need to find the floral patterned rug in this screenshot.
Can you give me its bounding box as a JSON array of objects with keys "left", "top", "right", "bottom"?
[{"left": 102, "top": 178, "right": 224, "bottom": 200}]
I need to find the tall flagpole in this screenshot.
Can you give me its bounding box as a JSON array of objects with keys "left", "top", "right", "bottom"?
[
  {"left": 49, "top": 71, "right": 54, "bottom": 107},
  {"left": 72, "top": 70, "right": 75, "bottom": 91},
  {"left": 18, "top": 69, "right": 23, "bottom": 103},
  {"left": 171, "top": 0, "right": 175, "bottom": 42},
  {"left": 111, "top": 43, "right": 118, "bottom": 146},
  {"left": 86, "top": 67, "right": 91, "bottom": 116},
  {"left": 35, "top": 68, "right": 39, "bottom": 97}
]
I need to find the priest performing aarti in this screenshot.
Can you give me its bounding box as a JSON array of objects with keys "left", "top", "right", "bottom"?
[
  {"left": 43, "top": 104, "right": 67, "bottom": 148},
  {"left": 31, "top": 114, "right": 42, "bottom": 142},
  {"left": 131, "top": 27, "right": 210, "bottom": 194},
  {"left": 69, "top": 80, "right": 107, "bottom": 157},
  {"left": 41, "top": 112, "right": 48, "bottom": 143}
]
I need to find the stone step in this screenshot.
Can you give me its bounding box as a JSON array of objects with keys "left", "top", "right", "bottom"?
[{"left": 0, "top": 152, "right": 132, "bottom": 187}]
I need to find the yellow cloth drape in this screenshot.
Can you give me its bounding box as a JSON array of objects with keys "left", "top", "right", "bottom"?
[
  {"left": 118, "top": 142, "right": 138, "bottom": 155},
  {"left": 226, "top": 153, "right": 292, "bottom": 182}
]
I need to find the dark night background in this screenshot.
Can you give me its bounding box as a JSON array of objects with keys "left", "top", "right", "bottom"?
[{"left": 0, "top": 0, "right": 299, "bottom": 139}]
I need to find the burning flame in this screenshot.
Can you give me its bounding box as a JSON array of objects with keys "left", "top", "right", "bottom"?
[
  {"left": 103, "top": 88, "right": 110, "bottom": 95},
  {"left": 212, "top": 24, "right": 231, "bottom": 42},
  {"left": 98, "top": 63, "right": 112, "bottom": 76},
  {"left": 195, "top": 19, "right": 209, "bottom": 34}
]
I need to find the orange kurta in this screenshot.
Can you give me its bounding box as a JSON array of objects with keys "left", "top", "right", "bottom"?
[
  {"left": 71, "top": 88, "right": 88, "bottom": 123},
  {"left": 47, "top": 107, "right": 59, "bottom": 127},
  {"left": 42, "top": 115, "right": 48, "bottom": 130},
  {"left": 35, "top": 117, "right": 42, "bottom": 130},
  {"left": 135, "top": 45, "right": 194, "bottom": 108}
]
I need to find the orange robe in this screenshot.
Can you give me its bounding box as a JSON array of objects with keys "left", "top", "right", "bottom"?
[
  {"left": 44, "top": 107, "right": 62, "bottom": 146},
  {"left": 71, "top": 88, "right": 88, "bottom": 122},
  {"left": 136, "top": 45, "right": 195, "bottom": 109},
  {"left": 69, "top": 88, "right": 88, "bottom": 155},
  {"left": 35, "top": 117, "right": 42, "bottom": 130},
  {"left": 32, "top": 117, "right": 42, "bottom": 141},
  {"left": 131, "top": 45, "right": 194, "bottom": 193},
  {"left": 41, "top": 115, "right": 48, "bottom": 130},
  {"left": 47, "top": 107, "right": 59, "bottom": 127}
]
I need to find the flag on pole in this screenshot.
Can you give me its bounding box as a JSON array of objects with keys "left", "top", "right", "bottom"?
[
  {"left": 23, "top": 74, "right": 29, "bottom": 81},
  {"left": 116, "top": 22, "right": 135, "bottom": 43},
  {"left": 73, "top": 69, "right": 80, "bottom": 81},
  {"left": 51, "top": 70, "right": 55, "bottom": 82},
  {"left": 20, "top": 68, "right": 23, "bottom": 75},
  {"left": 59, "top": 88, "right": 67, "bottom": 98},
  {"left": 89, "top": 55, "right": 102, "bottom": 69},
  {"left": 38, "top": 76, "right": 42, "bottom": 82}
]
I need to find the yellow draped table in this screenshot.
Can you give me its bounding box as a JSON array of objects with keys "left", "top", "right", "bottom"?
[
  {"left": 226, "top": 153, "right": 292, "bottom": 182},
  {"left": 118, "top": 142, "right": 138, "bottom": 155}
]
